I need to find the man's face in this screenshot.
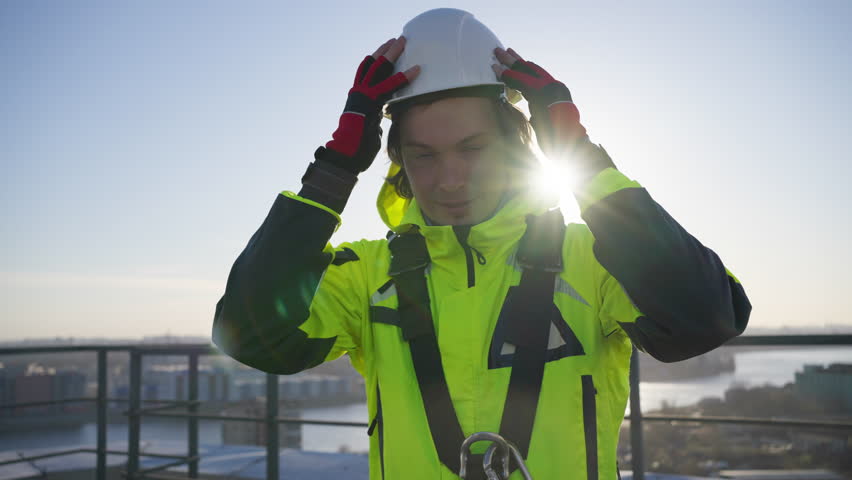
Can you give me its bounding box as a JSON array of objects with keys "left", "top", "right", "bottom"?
[{"left": 399, "top": 96, "right": 510, "bottom": 226}]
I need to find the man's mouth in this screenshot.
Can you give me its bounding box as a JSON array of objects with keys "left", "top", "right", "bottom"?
[
  {"left": 440, "top": 200, "right": 471, "bottom": 207},
  {"left": 439, "top": 200, "right": 473, "bottom": 215}
]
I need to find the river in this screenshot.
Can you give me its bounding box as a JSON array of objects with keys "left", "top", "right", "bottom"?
[{"left": 1, "top": 347, "right": 848, "bottom": 455}]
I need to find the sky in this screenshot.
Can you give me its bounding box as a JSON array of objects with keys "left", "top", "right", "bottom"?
[{"left": 1, "top": 1, "right": 851, "bottom": 340}]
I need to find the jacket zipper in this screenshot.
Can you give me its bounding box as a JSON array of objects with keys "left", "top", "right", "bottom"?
[
  {"left": 452, "top": 226, "right": 486, "bottom": 288},
  {"left": 582, "top": 375, "right": 598, "bottom": 480},
  {"left": 367, "top": 384, "right": 385, "bottom": 479}
]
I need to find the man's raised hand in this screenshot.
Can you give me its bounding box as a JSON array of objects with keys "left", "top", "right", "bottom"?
[{"left": 319, "top": 37, "right": 420, "bottom": 174}]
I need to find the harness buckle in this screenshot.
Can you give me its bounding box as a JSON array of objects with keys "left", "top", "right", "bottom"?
[{"left": 459, "top": 432, "right": 534, "bottom": 480}]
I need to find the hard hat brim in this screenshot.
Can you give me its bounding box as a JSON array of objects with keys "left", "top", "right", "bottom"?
[{"left": 383, "top": 85, "right": 522, "bottom": 120}]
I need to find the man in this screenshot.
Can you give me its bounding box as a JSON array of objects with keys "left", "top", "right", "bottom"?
[{"left": 213, "top": 9, "right": 750, "bottom": 480}]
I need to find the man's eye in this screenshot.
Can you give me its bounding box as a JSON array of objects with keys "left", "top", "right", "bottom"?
[
  {"left": 462, "top": 145, "right": 484, "bottom": 152},
  {"left": 414, "top": 153, "right": 435, "bottom": 160}
]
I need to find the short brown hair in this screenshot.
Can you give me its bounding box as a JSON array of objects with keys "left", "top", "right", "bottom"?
[{"left": 385, "top": 93, "right": 536, "bottom": 199}]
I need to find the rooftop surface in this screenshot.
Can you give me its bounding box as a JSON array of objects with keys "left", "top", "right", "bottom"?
[{"left": 0, "top": 442, "right": 368, "bottom": 480}]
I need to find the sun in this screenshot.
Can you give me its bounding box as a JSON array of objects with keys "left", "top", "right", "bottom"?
[{"left": 529, "top": 143, "right": 583, "bottom": 224}]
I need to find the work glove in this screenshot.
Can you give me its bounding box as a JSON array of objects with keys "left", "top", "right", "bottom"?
[
  {"left": 315, "top": 47, "right": 413, "bottom": 175},
  {"left": 494, "top": 48, "right": 615, "bottom": 180}
]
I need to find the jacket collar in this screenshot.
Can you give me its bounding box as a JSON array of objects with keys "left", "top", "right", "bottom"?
[{"left": 393, "top": 190, "right": 551, "bottom": 262}]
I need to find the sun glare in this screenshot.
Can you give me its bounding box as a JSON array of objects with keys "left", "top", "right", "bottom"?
[{"left": 530, "top": 144, "right": 583, "bottom": 224}]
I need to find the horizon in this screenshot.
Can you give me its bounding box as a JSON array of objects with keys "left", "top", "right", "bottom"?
[{"left": 2, "top": 1, "right": 852, "bottom": 341}]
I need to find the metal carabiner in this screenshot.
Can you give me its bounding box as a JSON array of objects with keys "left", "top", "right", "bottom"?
[
  {"left": 459, "top": 431, "right": 534, "bottom": 480},
  {"left": 482, "top": 439, "right": 510, "bottom": 479}
]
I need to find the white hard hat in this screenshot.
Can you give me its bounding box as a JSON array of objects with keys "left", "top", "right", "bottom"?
[{"left": 385, "top": 8, "right": 520, "bottom": 115}]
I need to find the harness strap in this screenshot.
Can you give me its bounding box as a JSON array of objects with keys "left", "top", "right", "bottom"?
[
  {"left": 388, "top": 231, "right": 466, "bottom": 473},
  {"left": 499, "top": 209, "right": 565, "bottom": 461},
  {"left": 387, "top": 209, "right": 565, "bottom": 477}
]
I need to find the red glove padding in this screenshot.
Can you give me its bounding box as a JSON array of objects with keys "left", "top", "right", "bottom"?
[
  {"left": 317, "top": 55, "right": 410, "bottom": 174},
  {"left": 498, "top": 55, "right": 615, "bottom": 181},
  {"left": 499, "top": 59, "right": 587, "bottom": 157}
]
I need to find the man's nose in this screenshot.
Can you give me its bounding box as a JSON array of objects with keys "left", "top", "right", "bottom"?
[{"left": 437, "top": 156, "right": 469, "bottom": 192}]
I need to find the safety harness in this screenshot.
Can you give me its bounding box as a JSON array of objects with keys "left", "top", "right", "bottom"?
[{"left": 387, "top": 208, "right": 565, "bottom": 479}]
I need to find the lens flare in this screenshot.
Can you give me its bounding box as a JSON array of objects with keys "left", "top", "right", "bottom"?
[{"left": 530, "top": 144, "right": 582, "bottom": 223}]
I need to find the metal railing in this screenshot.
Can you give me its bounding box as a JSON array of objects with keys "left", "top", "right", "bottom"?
[
  {"left": 0, "top": 335, "right": 850, "bottom": 479},
  {"left": 0, "top": 344, "right": 370, "bottom": 479},
  {"left": 625, "top": 334, "right": 852, "bottom": 480}
]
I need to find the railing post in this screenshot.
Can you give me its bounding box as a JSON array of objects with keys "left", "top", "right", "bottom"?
[
  {"left": 629, "top": 347, "right": 645, "bottom": 480},
  {"left": 96, "top": 349, "right": 107, "bottom": 480},
  {"left": 266, "top": 373, "right": 279, "bottom": 480},
  {"left": 127, "top": 349, "right": 142, "bottom": 477},
  {"left": 188, "top": 353, "right": 199, "bottom": 478}
]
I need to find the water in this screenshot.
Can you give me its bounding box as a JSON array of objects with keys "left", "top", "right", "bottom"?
[
  {"left": 1, "top": 347, "right": 848, "bottom": 456},
  {"left": 638, "top": 347, "right": 851, "bottom": 411},
  {"left": 301, "top": 403, "right": 369, "bottom": 453}
]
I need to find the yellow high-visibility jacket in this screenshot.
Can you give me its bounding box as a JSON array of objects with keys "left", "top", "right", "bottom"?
[{"left": 214, "top": 159, "right": 750, "bottom": 479}]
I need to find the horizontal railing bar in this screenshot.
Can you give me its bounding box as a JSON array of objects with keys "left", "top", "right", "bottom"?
[
  {"left": 140, "top": 411, "right": 369, "bottom": 427},
  {"left": 638, "top": 414, "right": 852, "bottom": 430},
  {"left": 0, "top": 448, "right": 88, "bottom": 466},
  {"left": 0, "top": 344, "right": 220, "bottom": 356},
  {"left": 725, "top": 334, "right": 852, "bottom": 346},
  {"left": 133, "top": 345, "right": 218, "bottom": 356},
  {"left": 135, "top": 456, "right": 197, "bottom": 476},
  {"left": 134, "top": 473, "right": 200, "bottom": 480},
  {"left": 0, "top": 397, "right": 196, "bottom": 410},
  {"left": 0, "top": 334, "right": 852, "bottom": 356},
  {"left": 89, "top": 449, "right": 187, "bottom": 460},
  {"left": 0, "top": 397, "right": 94, "bottom": 409},
  {"left": 0, "top": 335, "right": 847, "bottom": 358},
  {"left": 0, "top": 345, "right": 134, "bottom": 355},
  {"left": 108, "top": 398, "right": 197, "bottom": 404},
  {"left": 129, "top": 400, "right": 201, "bottom": 415},
  {"left": 276, "top": 417, "right": 369, "bottom": 427},
  {"left": 141, "top": 412, "right": 264, "bottom": 422}
]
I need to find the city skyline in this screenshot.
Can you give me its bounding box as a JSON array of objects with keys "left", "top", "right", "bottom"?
[{"left": 2, "top": 1, "right": 851, "bottom": 340}]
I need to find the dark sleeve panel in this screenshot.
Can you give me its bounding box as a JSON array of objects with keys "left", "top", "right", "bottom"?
[
  {"left": 212, "top": 193, "right": 340, "bottom": 374},
  {"left": 584, "top": 187, "right": 751, "bottom": 362}
]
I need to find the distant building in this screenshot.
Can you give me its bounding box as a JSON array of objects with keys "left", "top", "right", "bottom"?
[
  {"left": 112, "top": 364, "right": 231, "bottom": 403},
  {"left": 280, "top": 374, "right": 350, "bottom": 400},
  {"left": 221, "top": 399, "right": 301, "bottom": 449},
  {"left": 54, "top": 369, "right": 86, "bottom": 412},
  {"left": 14, "top": 373, "right": 52, "bottom": 414},
  {"left": 231, "top": 373, "right": 365, "bottom": 405},
  {"left": 147, "top": 364, "right": 230, "bottom": 402},
  {"left": 9, "top": 363, "right": 87, "bottom": 414},
  {"left": 106, "top": 362, "right": 364, "bottom": 410},
  {"left": 794, "top": 363, "right": 852, "bottom": 411}
]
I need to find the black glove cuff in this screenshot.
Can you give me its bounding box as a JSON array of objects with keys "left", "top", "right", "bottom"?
[
  {"left": 300, "top": 155, "right": 359, "bottom": 213},
  {"left": 574, "top": 140, "right": 617, "bottom": 184},
  {"left": 314, "top": 145, "right": 365, "bottom": 175}
]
